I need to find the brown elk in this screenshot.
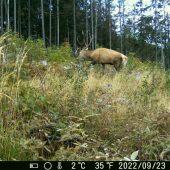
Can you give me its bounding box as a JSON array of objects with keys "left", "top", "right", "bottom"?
[{"left": 76, "top": 47, "right": 128, "bottom": 71}]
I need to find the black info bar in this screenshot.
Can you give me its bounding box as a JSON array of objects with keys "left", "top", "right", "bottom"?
[{"left": 0, "top": 161, "right": 168, "bottom": 170}]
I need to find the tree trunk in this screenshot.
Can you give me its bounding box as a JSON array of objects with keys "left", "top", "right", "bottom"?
[
  {"left": 119, "top": 0, "right": 122, "bottom": 53},
  {"left": 91, "top": 0, "right": 94, "bottom": 50},
  {"left": 73, "top": 0, "right": 76, "bottom": 52},
  {"left": 67, "top": 19, "right": 69, "bottom": 43},
  {"left": 122, "top": 0, "right": 125, "bottom": 53},
  {"left": 159, "top": 22, "right": 165, "bottom": 70},
  {"left": 155, "top": 0, "right": 157, "bottom": 63},
  {"left": 163, "top": 0, "right": 167, "bottom": 69},
  {"left": 167, "top": 13, "right": 169, "bottom": 68},
  {"left": 95, "top": 1, "right": 97, "bottom": 49},
  {"left": 1, "top": 0, "right": 3, "bottom": 34},
  {"left": 99, "top": 0, "right": 102, "bottom": 46},
  {"left": 140, "top": 0, "right": 143, "bottom": 62},
  {"left": 57, "top": 0, "right": 59, "bottom": 48},
  {"left": 41, "top": 0, "right": 46, "bottom": 48},
  {"left": 18, "top": 0, "right": 21, "bottom": 36},
  {"left": 49, "top": 0, "right": 51, "bottom": 47},
  {"left": 105, "top": 0, "right": 107, "bottom": 17},
  {"left": 14, "top": 0, "right": 16, "bottom": 32},
  {"left": 28, "top": 0, "right": 30, "bottom": 37},
  {"left": 85, "top": 0, "right": 88, "bottom": 45},
  {"left": 7, "top": 0, "right": 9, "bottom": 31},
  {"left": 3, "top": 0, "right": 8, "bottom": 29},
  {"left": 108, "top": 0, "right": 111, "bottom": 49},
  {"left": 133, "top": 4, "right": 136, "bottom": 34}
]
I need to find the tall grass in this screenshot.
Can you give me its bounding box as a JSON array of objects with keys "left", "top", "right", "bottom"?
[{"left": 0, "top": 33, "right": 170, "bottom": 161}]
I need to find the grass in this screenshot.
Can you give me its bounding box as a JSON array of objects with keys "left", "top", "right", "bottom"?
[{"left": 0, "top": 33, "right": 170, "bottom": 161}]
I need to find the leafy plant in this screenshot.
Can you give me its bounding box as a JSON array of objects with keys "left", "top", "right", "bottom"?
[
  {"left": 135, "top": 75, "right": 156, "bottom": 109},
  {"left": 164, "top": 72, "right": 170, "bottom": 92},
  {"left": 126, "top": 53, "right": 143, "bottom": 71},
  {"left": 124, "top": 150, "right": 139, "bottom": 161},
  {"left": 26, "top": 37, "right": 45, "bottom": 61},
  {"left": 47, "top": 45, "right": 74, "bottom": 64}
]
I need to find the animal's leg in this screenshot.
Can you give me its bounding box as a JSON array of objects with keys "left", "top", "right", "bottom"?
[
  {"left": 90, "top": 61, "right": 96, "bottom": 65},
  {"left": 102, "top": 64, "right": 105, "bottom": 70}
]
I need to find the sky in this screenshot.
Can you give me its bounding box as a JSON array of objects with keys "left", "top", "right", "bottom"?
[
  {"left": 126, "top": 0, "right": 150, "bottom": 6},
  {"left": 112, "top": 0, "right": 152, "bottom": 17},
  {"left": 115, "top": 0, "right": 170, "bottom": 15},
  {"left": 112, "top": 0, "right": 170, "bottom": 32}
]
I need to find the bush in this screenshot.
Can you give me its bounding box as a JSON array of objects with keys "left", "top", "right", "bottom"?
[
  {"left": 47, "top": 45, "right": 75, "bottom": 64},
  {"left": 1, "top": 32, "right": 25, "bottom": 53},
  {"left": 127, "top": 53, "right": 143, "bottom": 71},
  {"left": 26, "top": 37, "right": 45, "bottom": 61}
]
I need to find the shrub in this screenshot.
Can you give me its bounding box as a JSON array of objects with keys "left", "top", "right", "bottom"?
[
  {"left": 47, "top": 45, "right": 75, "bottom": 64},
  {"left": 127, "top": 53, "right": 143, "bottom": 71},
  {"left": 26, "top": 37, "right": 45, "bottom": 61}
]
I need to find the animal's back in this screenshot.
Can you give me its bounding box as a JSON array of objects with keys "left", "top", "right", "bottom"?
[{"left": 91, "top": 48, "right": 122, "bottom": 63}]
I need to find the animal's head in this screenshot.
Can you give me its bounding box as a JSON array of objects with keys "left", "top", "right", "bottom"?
[
  {"left": 76, "top": 47, "right": 88, "bottom": 60},
  {"left": 121, "top": 55, "right": 128, "bottom": 67},
  {"left": 77, "top": 30, "right": 93, "bottom": 60}
]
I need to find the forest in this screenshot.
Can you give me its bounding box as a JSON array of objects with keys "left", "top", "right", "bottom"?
[
  {"left": 0, "top": 0, "right": 170, "bottom": 162},
  {"left": 0, "top": 0, "right": 170, "bottom": 68}
]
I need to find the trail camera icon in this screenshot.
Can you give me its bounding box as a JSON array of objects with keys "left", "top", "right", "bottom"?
[{"left": 30, "top": 163, "right": 38, "bottom": 168}]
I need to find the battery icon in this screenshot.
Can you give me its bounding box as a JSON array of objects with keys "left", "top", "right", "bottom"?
[{"left": 30, "top": 163, "right": 38, "bottom": 168}]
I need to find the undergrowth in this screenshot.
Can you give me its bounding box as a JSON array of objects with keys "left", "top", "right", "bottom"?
[{"left": 0, "top": 33, "right": 170, "bottom": 161}]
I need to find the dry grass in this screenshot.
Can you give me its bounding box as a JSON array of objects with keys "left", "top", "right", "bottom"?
[{"left": 1, "top": 34, "right": 170, "bottom": 161}]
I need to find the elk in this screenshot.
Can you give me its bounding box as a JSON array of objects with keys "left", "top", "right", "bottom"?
[{"left": 76, "top": 47, "right": 128, "bottom": 71}]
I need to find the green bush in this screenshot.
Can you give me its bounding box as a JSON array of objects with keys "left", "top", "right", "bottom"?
[
  {"left": 127, "top": 53, "right": 143, "bottom": 71},
  {"left": 164, "top": 71, "right": 170, "bottom": 92},
  {"left": 3, "top": 32, "right": 25, "bottom": 51},
  {"left": 26, "top": 37, "right": 45, "bottom": 61},
  {"left": 47, "top": 45, "right": 75, "bottom": 64}
]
